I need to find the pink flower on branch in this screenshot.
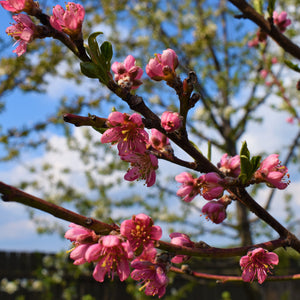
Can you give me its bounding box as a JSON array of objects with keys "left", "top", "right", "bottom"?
[
  {"left": 0, "top": 0, "right": 38, "bottom": 13},
  {"left": 85, "top": 235, "right": 133, "bottom": 282},
  {"left": 6, "top": 13, "right": 37, "bottom": 56},
  {"left": 146, "top": 48, "right": 178, "bottom": 81},
  {"left": 273, "top": 11, "right": 291, "bottom": 32},
  {"left": 199, "top": 172, "right": 224, "bottom": 200},
  {"left": 120, "top": 213, "right": 162, "bottom": 252},
  {"left": 131, "top": 247, "right": 169, "bottom": 298},
  {"left": 254, "top": 154, "right": 289, "bottom": 189},
  {"left": 111, "top": 55, "right": 143, "bottom": 90},
  {"left": 175, "top": 172, "right": 200, "bottom": 202},
  {"left": 218, "top": 153, "right": 241, "bottom": 177},
  {"left": 240, "top": 248, "right": 279, "bottom": 284},
  {"left": 50, "top": 2, "right": 85, "bottom": 38},
  {"left": 69, "top": 243, "right": 92, "bottom": 265},
  {"left": 121, "top": 152, "right": 158, "bottom": 187},
  {"left": 161, "top": 111, "right": 182, "bottom": 133},
  {"left": 169, "top": 232, "right": 194, "bottom": 264},
  {"left": 202, "top": 199, "right": 227, "bottom": 224},
  {"left": 101, "top": 111, "right": 149, "bottom": 155},
  {"left": 64, "top": 223, "right": 98, "bottom": 243},
  {"left": 149, "top": 128, "right": 173, "bottom": 157}
]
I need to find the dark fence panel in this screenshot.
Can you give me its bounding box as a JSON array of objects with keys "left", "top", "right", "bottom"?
[{"left": 0, "top": 251, "right": 300, "bottom": 300}]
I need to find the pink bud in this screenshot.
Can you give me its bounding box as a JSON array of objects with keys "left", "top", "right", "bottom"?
[
  {"left": 146, "top": 48, "right": 178, "bottom": 81},
  {"left": 161, "top": 111, "right": 182, "bottom": 132},
  {"left": 202, "top": 200, "right": 227, "bottom": 224},
  {"left": 273, "top": 11, "right": 291, "bottom": 32},
  {"left": 169, "top": 232, "right": 194, "bottom": 263},
  {"left": 260, "top": 69, "right": 268, "bottom": 79}
]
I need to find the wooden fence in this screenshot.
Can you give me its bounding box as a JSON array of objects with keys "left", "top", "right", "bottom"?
[{"left": 0, "top": 250, "right": 300, "bottom": 300}]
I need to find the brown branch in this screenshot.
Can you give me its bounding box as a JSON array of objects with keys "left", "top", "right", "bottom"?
[
  {"left": 228, "top": 0, "right": 300, "bottom": 61},
  {"left": 0, "top": 181, "right": 116, "bottom": 235},
  {"left": 63, "top": 113, "right": 108, "bottom": 128},
  {"left": 0, "top": 181, "right": 290, "bottom": 258},
  {"left": 170, "top": 266, "right": 300, "bottom": 282}
]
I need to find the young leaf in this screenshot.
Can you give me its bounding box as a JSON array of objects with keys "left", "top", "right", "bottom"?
[
  {"left": 87, "top": 32, "right": 103, "bottom": 65},
  {"left": 267, "top": 0, "right": 276, "bottom": 17},
  {"left": 284, "top": 60, "right": 300, "bottom": 73},
  {"left": 240, "top": 141, "right": 250, "bottom": 159},
  {"left": 251, "top": 156, "right": 261, "bottom": 173},
  {"left": 100, "top": 41, "right": 113, "bottom": 67},
  {"left": 253, "top": 0, "right": 263, "bottom": 14}
]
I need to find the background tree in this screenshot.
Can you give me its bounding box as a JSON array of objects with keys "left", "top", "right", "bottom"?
[{"left": 0, "top": 0, "right": 300, "bottom": 299}]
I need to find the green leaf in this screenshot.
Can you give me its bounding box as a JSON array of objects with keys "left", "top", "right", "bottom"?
[
  {"left": 253, "top": 0, "right": 263, "bottom": 14},
  {"left": 80, "top": 61, "right": 101, "bottom": 78},
  {"left": 87, "top": 32, "right": 103, "bottom": 65},
  {"left": 240, "top": 141, "right": 250, "bottom": 159},
  {"left": 267, "top": 0, "right": 276, "bottom": 17},
  {"left": 284, "top": 60, "right": 300, "bottom": 73},
  {"left": 100, "top": 41, "right": 113, "bottom": 66},
  {"left": 250, "top": 155, "right": 261, "bottom": 173},
  {"left": 80, "top": 62, "right": 108, "bottom": 83}
]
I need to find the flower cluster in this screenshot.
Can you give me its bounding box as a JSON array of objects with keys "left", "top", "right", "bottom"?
[
  {"left": 65, "top": 214, "right": 171, "bottom": 298},
  {"left": 175, "top": 152, "right": 289, "bottom": 224},
  {"left": 175, "top": 171, "right": 225, "bottom": 202},
  {"left": 240, "top": 248, "right": 279, "bottom": 284},
  {"left": 2, "top": 1, "right": 85, "bottom": 56},
  {"left": 100, "top": 110, "right": 177, "bottom": 187},
  {"left": 100, "top": 111, "right": 161, "bottom": 186}
]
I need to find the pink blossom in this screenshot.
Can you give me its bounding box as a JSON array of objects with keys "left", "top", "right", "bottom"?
[
  {"left": 6, "top": 13, "right": 37, "bottom": 56},
  {"left": 248, "top": 30, "right": 267, "bottom": 47},
  {"left": 271, "top": 57, "right": 278, "bottom": 64},
  {"left": 50, "top": 2, "right": 85, "bottom": 37},
  {"left": 175, "top": 172, "right": 200, "bottom": 202},
  {"left": 85, "top": 235, "right": 133, "bottom": 282},
  {"left": 121, "top": 152, "right": 158, "bottom": 187},
  {"left": 202, "top": 200, "right": 227, "bottom": 224},
  {"left": 240, "top": 248, "right": 279, "bottom": 284},
  {"left": 111, "top": 55, "right": 143, "bottom": 90},
  {"left": 101, "top": 111, "right": 149, "bottom": 155},
  {"left": 149, "top": 128, "right": 173, "bottom": 157},
  {"left": 218, "top": 153, "right": 241, "bottom": 177},
  {"left": 131, "top": 247, "right": 169, "bottom": 298},
  {"left": 199, "top": 172, "right": 224, "bottom": 200},
  {"left": 169, "top": 232, "right": 194, "bottom": 264},
  {"left": 120, "top": 213, "right": 162, "bottom": 252},
  {"left": 146, "top": 48, "right": 178, "bottom": 81},
  {"left": 260, "top": 69, "right": 268, "bottom": 80},
  {"left": 70, "top": 243, "right": 92, "bottom": 265},
  {"left": 0, "top": 0, "right": 37, "bottom": 13},
  {"left": 64, "top": 223, "right": 98, "bottom": 243},
  {"left": 161, "top": 111, "right": 182, "bottom": 133},
  {"left": 255, "top": 154, "right": 289, "bottom": 189},
  {"left": 273, "top": 11, "right": 291, "bottom": 32}
]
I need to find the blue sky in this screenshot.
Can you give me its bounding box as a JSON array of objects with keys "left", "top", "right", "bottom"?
[{"left": 0, "top": 3, "right": 300, "bottom": 254}]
